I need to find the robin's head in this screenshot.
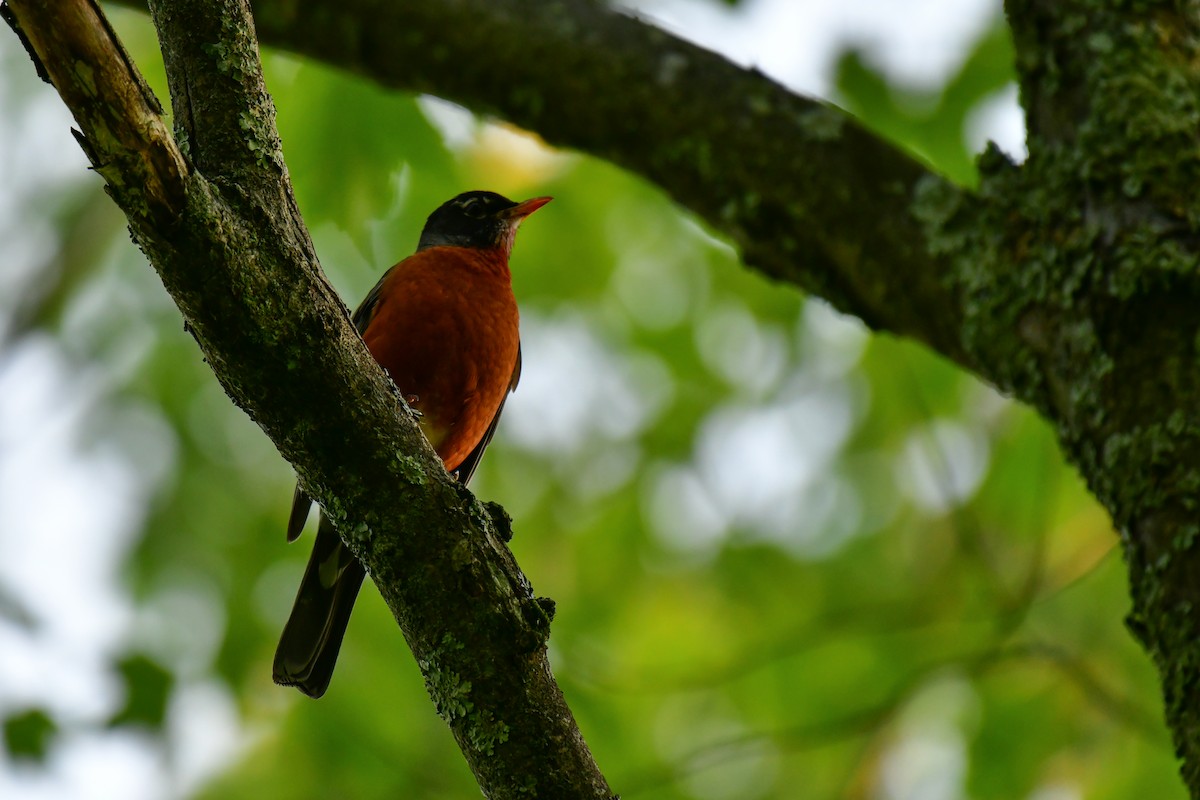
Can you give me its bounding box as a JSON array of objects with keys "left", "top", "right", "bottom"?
[{"left": 418, "top": 191, "right": 552, "bottom": 253}]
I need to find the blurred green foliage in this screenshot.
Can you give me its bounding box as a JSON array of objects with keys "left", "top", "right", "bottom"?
[
  {"left": 108, "top": 654, "right": 174, "bottom": 731},
  {"left": 3, "top": 709, "right": 56, "bottom": 763},
  {"left": 0, "top": 3, "right": 1185, "bottom": 800},
  {"left": 834, "top": 21, "right": 1017, "bottom": 186}
]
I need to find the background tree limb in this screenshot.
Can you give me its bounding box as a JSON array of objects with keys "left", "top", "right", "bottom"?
[{"left": 109, "top": 0, "right": 980, "bottom": 373}]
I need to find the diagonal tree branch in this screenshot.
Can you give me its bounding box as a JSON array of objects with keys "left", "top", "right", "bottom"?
[{"left": 1, "top": 0, "right": 611, "bottom": 796}]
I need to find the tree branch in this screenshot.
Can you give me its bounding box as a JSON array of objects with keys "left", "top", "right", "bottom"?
[
  {"left": 1, "top": 1, "right": 612, "bottom": 796},
  {"left": 106, "top": 0, "right": 982, "bottom": 374}
]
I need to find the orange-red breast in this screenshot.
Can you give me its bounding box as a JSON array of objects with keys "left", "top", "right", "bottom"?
[{"left": 273, "top": 191, "right": 550, "bottom": 698}]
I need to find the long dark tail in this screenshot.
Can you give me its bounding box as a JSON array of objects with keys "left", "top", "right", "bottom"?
[{"left": 273, "top": 514, "right": 366, "bottom": 698}]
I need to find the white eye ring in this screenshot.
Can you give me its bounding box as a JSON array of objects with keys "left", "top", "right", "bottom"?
[{"left": 458, "top": 198, "right": 484, "bottom": 215}]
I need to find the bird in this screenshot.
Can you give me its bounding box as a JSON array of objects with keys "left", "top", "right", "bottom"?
[{"left": 273, "top": 190, "right": 551, "bottom": 698}]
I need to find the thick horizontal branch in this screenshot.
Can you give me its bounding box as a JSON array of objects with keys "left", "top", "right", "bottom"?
[
  {"left": 109, "top": 0, "right": 981, "bottom": 374},
  {"left": 2, "top": 0, "right": 611, "bottom": 796}
]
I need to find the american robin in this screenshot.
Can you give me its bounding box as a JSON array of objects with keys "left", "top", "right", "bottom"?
[{"left": 273, "top": 190, "right": 551, "bottom": 698}]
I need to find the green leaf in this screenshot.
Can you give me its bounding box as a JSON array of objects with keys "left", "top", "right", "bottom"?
[
  {"left": 109, "top": 654, "right": 174, "bottom": 731},
  {"left": 3, "top": 709, "right": 57, "bottom": 762}
]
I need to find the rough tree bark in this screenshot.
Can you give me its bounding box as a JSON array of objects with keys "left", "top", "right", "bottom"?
[{"left": 5, "top": 0, "right": 1200, "bottom": 796}]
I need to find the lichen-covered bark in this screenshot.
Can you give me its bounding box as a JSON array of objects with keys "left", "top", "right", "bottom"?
[
  {"left": 1021, "top": 3, "right": 1200, "bottom": 789},
  {"left": 2, "top": 1, "right": 612, "bottom": 797},
  {"left": 928, "top": 1, "right": 1200, "bottom": 789}
]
